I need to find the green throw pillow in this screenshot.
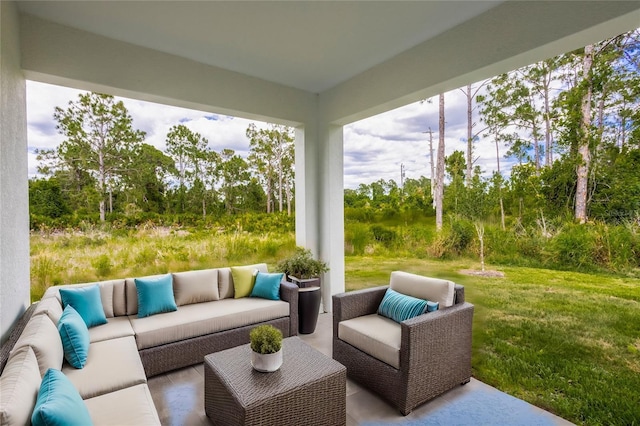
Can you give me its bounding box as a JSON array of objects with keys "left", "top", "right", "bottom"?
[
  {"left": 135, "top": 274, "right": 178, "bottom": 318},
  {"left": 32, "top": 369, "right": 94, "bottom": 426},
  {"left": 378, "top": 288, "right": 428, "bottom": 323},
  {"left": 250, "top": 272, "right": 284, "bottom": 300},
  {"left": 230, "top": 266, "right": 259, "bottom": 298},
  {"left": 59, "top": 285, "right": 107, "bottom": 328},
  {"left": 58, "top": 305, "right": 90, "bottom": 369}
]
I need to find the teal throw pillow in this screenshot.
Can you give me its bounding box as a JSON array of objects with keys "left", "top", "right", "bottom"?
[
  {"left": 135, "top": 274, "right": 178, "bottom": 318},
  {"left": 58, "top": 305, "right": 90, "bottom": 369},
  {"left": 378, "top": 288, "right": 428, "bottom": 323},
  {"left": 59, "top": 285, "right": 107, "bottom": 328},
  {"left": 31, "top": 368, "right": 94, "bottom": 426},
  {"left": 250, "top": 272, "right": 284, "bottom": 300},
  {"left": 426, "top": 300, "right": 439, "bottom": 312}
]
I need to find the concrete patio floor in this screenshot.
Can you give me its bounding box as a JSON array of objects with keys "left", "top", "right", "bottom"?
[{"left": 147, "top": 313, "right": 574, "bottom": 426}]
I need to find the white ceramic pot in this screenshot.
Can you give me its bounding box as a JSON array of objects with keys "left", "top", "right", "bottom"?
[{"left": 251, "top": 349, "right": 283, "bottom": 372}]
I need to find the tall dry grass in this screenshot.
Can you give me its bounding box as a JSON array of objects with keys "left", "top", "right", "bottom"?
[{"left": 29, "top": 227, "right": 296, "bottom": 302}]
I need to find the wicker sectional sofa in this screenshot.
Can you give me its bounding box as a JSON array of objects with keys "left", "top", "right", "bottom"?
[{"left": 0, "top": 263, "right": 299, "bottom": 425}]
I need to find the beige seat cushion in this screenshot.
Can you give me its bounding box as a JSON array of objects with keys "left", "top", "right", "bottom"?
[
  {"left": 84, "top": 384, "right": 161, "bottom": 426},
  {"left": 172, "top": 269, "right": 219, "bottom": 306},
  {"left": 339, "top": 314, "right": 401, "bottom": 369},
  {"left": 390, "top": 271, "right": 455, "bottom": 307},
  {"left": 89, "top": 316, "right": 135, "bottom": 343},
  {"left": 62, "top": 336, "right": 146, "bottom": 399},
  {"left": 32, "top": 297, "right": 63, "bottom": 325},
  {"left": 11, "top": 314, "right": 63, "bottom": 377},
  {"left": 129, "top": 298, "right": 289, "bottom": 350},
  {"left": 0, "top": 346, "right": 41, "bottom": 426},
  {"left": 218, "top": 263, "right": 268, "bottom": 299}
]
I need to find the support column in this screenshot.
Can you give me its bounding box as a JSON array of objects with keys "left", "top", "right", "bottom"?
[
  {"left": 294, "top": 120, "right": 345, "bottom": 312},
  {"left": 1, "top": 1, "right": 30, "bottom": 344},
  {"left": 318, "top": 123, "right": 345, "bottom": 312}
]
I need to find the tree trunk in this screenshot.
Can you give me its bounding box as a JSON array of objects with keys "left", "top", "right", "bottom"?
[
  {"left": 465, "top": 84, "right": 473, "bottom": 186},
  {"left": 495, "top": 133, "right": 505, "bottom": 230},
  {"left": 543, "top": 74, "right": 552, "bottom": 166},
  {"left": 427, "top": 128, "right": 435, "bottom": 207},
  {"left": 435, "top": 94, "right": 446, "bottom": 231},
  {"left": 99, "top": 150, "right": 106, "bottom": 222},
  {"left": 575, "top": 44, "right": 594, "bottom": 224}
]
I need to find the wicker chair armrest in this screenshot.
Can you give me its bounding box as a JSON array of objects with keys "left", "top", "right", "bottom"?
[
  {"left": 400, "top": 302, "right": 474, "bottom": 372},
  {"left": 454, "top": 284, "right": 465, "bottom": 304},
  {"left": 279, "top": 280, "right": 299, "bottom": 336},
  {"left": 332, "top": 286, "right": 388, "bottom": 322}
]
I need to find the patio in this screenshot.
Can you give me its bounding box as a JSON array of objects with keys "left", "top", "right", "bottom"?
[{"left": 148, "top": 313, "right": 573, "bottom": 426}]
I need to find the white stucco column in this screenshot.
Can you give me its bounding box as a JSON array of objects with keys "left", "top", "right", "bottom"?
[
  {"left": 318, "top": 123, "right": 345, "bottom": 312},
  {"left": 1, "top": 1, "right": 30, "bottom": 344},
  {"left": 294, "top": 119, "right": 345, "bottom": 312}
]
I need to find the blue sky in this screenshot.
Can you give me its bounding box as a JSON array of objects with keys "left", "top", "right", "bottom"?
[{"left": 26, "top": 81, "right": 514, "bottom": 190}]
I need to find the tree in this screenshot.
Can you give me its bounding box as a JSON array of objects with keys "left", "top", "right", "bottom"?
[
  {"left": 459, "top": 82, "right": 489, "bottom": 185},
  {"left": 435, "top": 93, "right": 446, "bottom": 231},
  {"left": 574, "top": 44, "right": 594, "bottom": 223},
  {"left": 165, "top": 124, "right": 209, "bottom": 213},
  {"left": 122, "top": 144, "right": 176, "bottom": 213},
  {"left": 247, "top": 123, "right": 294, "bottom": 214},
  {"left": 218, "top": 149, "right": 252, "bottom": 214},
  {"left": 49, "top": 92, "right": 145, "bottom": 221}
]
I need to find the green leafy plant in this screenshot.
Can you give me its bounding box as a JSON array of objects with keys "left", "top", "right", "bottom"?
[
  {"left": 250, "top": 325, "right": 283, "bottom": 354},
  {"left": 275, "top": 247, "right": 329, "bottom": 279}
]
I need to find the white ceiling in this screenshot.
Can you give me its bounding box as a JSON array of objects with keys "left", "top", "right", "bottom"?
[{"left": 17, "top": 1, "right": 503, "bottom": 93}]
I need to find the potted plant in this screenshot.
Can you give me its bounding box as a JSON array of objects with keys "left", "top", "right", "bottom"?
[
  {"left": 276, "top": 247, "right": 328, "bottom": 334},
  {"left": 276, "top": 247, "right": 329, "bottom": 288},
  {"left": 250, "top": 325, "right": 283, "bottom": 372}
]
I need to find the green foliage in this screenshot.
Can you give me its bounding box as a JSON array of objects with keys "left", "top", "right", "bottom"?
[
  {"left": 275, "top": 247, "right": 328, "bottom": 279},
  {"left": 345, "top": 222, "right": 371, "bottom": 255},
  {"left": 92, "top": 254, "right": 112, "bottom": 278},
  {"left": 249, "top": 325, "right": 283, "bottom": 354}
]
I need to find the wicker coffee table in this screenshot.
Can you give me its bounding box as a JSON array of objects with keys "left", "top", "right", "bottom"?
[{"left": 204, "top": 336, "right": 346, "bottom": 426}]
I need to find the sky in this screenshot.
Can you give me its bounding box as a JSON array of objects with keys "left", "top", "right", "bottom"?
[{"left": 26, "top": 80, "right": 515, "bottom": 190}]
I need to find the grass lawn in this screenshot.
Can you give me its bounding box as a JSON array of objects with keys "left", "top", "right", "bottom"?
[
  {"left": 30, "top": 229, "right": 640, "bottom": 425},
  {"left": 345, "top": 256, "right": 640, "bottom": 426}
]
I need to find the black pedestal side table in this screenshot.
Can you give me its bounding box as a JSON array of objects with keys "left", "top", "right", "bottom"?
[{"left": 298, "top": 286, "right": 321, "bottom": 334}]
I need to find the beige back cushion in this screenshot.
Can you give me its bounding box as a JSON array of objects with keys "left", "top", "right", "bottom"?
[
  {"left": 42, "top": 279, "right": 126, "bottom": 318},
  {"left": 172, "top": 269, "right": 220, "bottom": 306},
  {"left": 389, "top": 271, "right": 455, "bottom": 307},
  {"left": 11, "top": 314, "right": 63, "bottom": 377},
  {"left": 125, "top": 274, "right": 166, "bottom": 316},
  {"left": 0, "top": 346, "right": 41, "bottom": 426},
  {"left": 32, "top": 297, "right": 63, "bottom": 325},
  {"left": 218, "top": 263, "right": 268, "bottom": 300}
]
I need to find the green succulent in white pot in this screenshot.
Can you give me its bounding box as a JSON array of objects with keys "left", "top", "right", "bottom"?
[{"left": 250, "top": 325, "right": 283, "bottom": 372}]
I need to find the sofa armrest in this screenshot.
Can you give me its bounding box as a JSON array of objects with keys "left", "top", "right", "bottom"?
[
  {"left": 400, "top": 302, "right": 474, "bottom": 383},
  {"left": 279, "top": 280, "right": 299, "bottom": 336},
  {"left": 454, "top": 284, "right": 465, "bottom": 304},
  {"left": 333, "top": 286, "right": 388, "bottom": 340}
]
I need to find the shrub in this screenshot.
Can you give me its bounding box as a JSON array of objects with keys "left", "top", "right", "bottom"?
[
  {"left": 250, "top": 325, "right": 283, "bottom": 354},
  {"left": 92, "top": 254, "right": 112, "bottom": 278},
  {"left": 371, "top": 225, "right": 397, "bottom": 247},
  {"left": 345, "top": 222, "right": 371, "bottom": 255}
]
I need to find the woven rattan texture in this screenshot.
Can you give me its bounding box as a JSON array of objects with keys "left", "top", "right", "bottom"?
[
  {"left": 141, "top": 317, "right": 291, "bottom": 377},
  {"left": 0, "top": 303, "right": 36, "bottom": 374},
  {"left": 205, "top": 337, "right": 346, "bottom": 426},
  {"left": 333, "top": 284, "right": 473, "bottom": 415}
]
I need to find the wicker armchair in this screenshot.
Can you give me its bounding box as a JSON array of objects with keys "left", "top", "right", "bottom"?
[{"left": 332, "top": 272, "right": 474, "bottom": 415}]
